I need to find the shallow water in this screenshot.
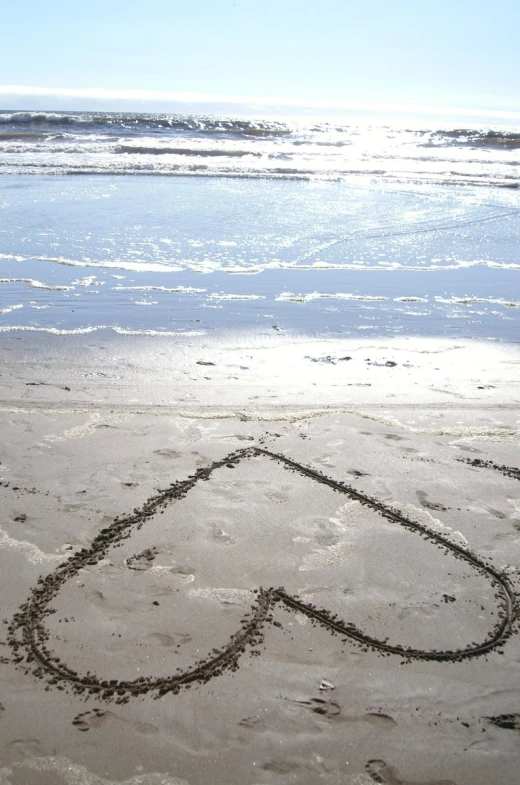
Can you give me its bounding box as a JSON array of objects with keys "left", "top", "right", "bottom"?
[{"left": 0, "top": 174, "right": 519, "bottom": 340}]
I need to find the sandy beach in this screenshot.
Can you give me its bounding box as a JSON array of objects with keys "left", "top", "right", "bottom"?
[
  {"left": 1, "top": 333, "right": 519, "bottom": 785},
  {"left": 2, "top": 3, "right": 520, "bottom": 779}
]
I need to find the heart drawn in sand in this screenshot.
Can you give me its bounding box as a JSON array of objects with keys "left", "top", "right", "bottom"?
[{"left": 7, "top": 447, "right": 517, "bottom": 702}]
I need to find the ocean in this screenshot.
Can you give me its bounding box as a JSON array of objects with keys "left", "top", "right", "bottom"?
[{"left": 0, "top": 110, "right": 519, "bottom": 341}]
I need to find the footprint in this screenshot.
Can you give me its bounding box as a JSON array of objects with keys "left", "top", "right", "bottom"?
[
  {"left": 239, "top": 716, "right": 265, "bottom": 729},
  {"left": 362, "top": 713, "right": 397, "bottom": 727},
  {"left": 6, "top": 739, "right": 42, "bottom": 757},
  {"left": 212, "top": 524, "right": 235, "bottom": 545},
  {"left": 126, "top": 547, "right": 158, "bottom": 570},
  {"left": 486, "top": 713, "right": 520, "bottom": 731},
  {"left": 366, "top": 759, "right": 456, "bottom": 785},
  {"left": 72, "top": 708, "right": 158, "bottom": 735},
  {"left": 153, "top": 449, "right": 181, "bottom": 459},
  {"left": 264, "top": 489, "right": 290, "bottom": 503},
  {"left": 150, "top": 632, "right": 193, "bottom": 648},
  {"left": 72, "top": 708, "right": 109, "bottom": 731},
  {"left": 216, "top": 435, "right": 255, "bottom": 442},
  {"left": 416, "top": 491, "right": 448, "bottom": 512},
  {"left": 262, "top": 759, "right": 294, "bottom": 774},
  {"left": 290, "top": 697, "right": 341, "bottom": 717}
]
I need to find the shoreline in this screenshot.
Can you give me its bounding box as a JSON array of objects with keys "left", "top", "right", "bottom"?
[{"left": 1, "top": 331, "right": 519, "bottom": 411}]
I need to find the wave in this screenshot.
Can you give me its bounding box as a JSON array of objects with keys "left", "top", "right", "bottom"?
[
  {"left": 0, "top": 130, "right": 57, "bottom": 141},
  {"left": 116, "top": 144, "right": 261, "bottom": 157},
  {"left": 207, "top": 293, "right": 265, "bottom": 301},
  {"left": 435, "top": 296, "right": 520, "bottom": 307},
  {"left": 0, "top": 324, "right": 207, "bottom": 336},
  {"left": 0, "top": 254, "right": 181, "bottom": 272},
  {"left": 114, "top": 285, "right": 206, "bottom": 293},
  {"left": 0, "top": 111, "right": 292, "bottom": 138},
  {"left": 1, "top": 161, "right": 517, "bottom": 188},
  {"left": 0, "top": 303, "right": 24, "bottom": 314},
  {"left": 2, "top": 252, "right": 520, "bottom": 276},
  {"left": 0, "top": 277, "right": 74, "bottom": 291},
  {"left": 0, "top": 112, "right": 87, "bottom": 125},
  {"left": 276, "top": 291, "right": 388, "bottom": 303},
  {"left": 431, "top": 128, "right": 520, "bottom": 149}
]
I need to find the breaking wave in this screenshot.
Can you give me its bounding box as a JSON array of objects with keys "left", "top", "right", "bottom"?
[
  {"left": 1, "top": 111, "right": 519, "bottom": 185},
  {"left": 431, "top": 128, "right": 520, "bottom": 149},
  {"left": 0, "top": 111, "right": 292, "bottom": 137}
]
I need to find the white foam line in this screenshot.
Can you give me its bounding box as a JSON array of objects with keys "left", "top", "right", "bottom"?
[
  {"left": 208, "top": 293, "right": 265, "bottom": 301},
  {"left": 190, "top": 587, "right": 253, "bottom": 603},
  {"left": 405, "top": 504, "right": 468, "bottom": 545},
  {"left": 0, "top": 325, "right": 104, "bottom": 335},
  {"left": 0, "top": 303, "right": 23, "bottom": 314},
  {"left": 60, "top": 412, "right": 132, "bottom": 440},
  {"left": 0, "top": 325, "right": 206, "bottom": 336},
  {"left": 435, "top": 296, "right": 520, "bottom": 308},
  {"left": 276, "top": 291, "right": 388, "bottom": 303},
  {"left": 114, "top": 285, "right": 206, "bottom": 293},
  {"left": 299, "top": 541, "right": 351, "bottom": 571},
  {"left": 288, "top": 260, "right": 520, "bottom": 272},
  {"left": 36, "top": 256, "right": 183, "bottom": 273},
  {"left": 356, "top": 411, "right": 520, "bottom": 438},
  {"left": 178, "top": 409, "right": 330, "bottom": 422},
  {"left": 0, "top": 527, "right": 62, "bottom": 565},
  {"left": 0, "top": 277, "right": 73, "bottom": 291},
  {"left": 112, "top": 327, "right": 206, "bottom": 337},
  {"left": 1, "top": 756, "right": 189, "bottom": 785},
  {"left": 0, "top": 253, "right": 181, "bottom": 273},
  {"left": 71, "top": 276, "right": 105, "bottom": 287},
  {"left": 1, "top": 252, "right": 519, "bottom": 274}
]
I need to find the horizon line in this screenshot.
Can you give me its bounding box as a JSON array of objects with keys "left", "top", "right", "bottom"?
[{"left": 1, "top": 85, "right": 520, "bottom": 122}]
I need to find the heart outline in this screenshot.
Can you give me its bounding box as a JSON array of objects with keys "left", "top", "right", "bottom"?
[{"left": 7, "top": 447, "right": 517, "bottom": 702}]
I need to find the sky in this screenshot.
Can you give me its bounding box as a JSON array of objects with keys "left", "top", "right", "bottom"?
[{"left": 1, "top": 0, "right": 519, "bottom": 120}]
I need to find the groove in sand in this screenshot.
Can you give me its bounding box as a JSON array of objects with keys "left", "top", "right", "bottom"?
[{"left": 7, "top": 447, "right": 519, "bottom": 702}]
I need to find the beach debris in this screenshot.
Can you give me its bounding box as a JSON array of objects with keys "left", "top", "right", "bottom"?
[
  {"left": 126, "top": 547, "right": 158, "bottom": 570},
  {"left": 196, "top": 360, "right": 215, "bottom": 366},
  {"left": 306, "top": 354, "right": 352, "bottom": 365},
  {"left": 319, "top": 678, "right": 335, "bottom": 692}
]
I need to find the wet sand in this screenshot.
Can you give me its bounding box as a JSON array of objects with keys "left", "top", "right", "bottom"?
[{"left": 1, "top": 334, "right": 520, "bottom": 785}]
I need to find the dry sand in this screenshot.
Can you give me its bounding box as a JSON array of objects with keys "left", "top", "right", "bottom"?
[{"left": 1, "top": 333, "right": 520, "bottom": 785}]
